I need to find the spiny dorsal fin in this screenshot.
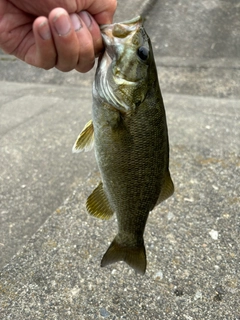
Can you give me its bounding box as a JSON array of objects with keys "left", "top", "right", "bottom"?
[
  {"left": 156, "top": 170, "right": 174, "bottom": 206},
  {"left": 86, "top": 182, "right": 114, "bottom": 220},
  {"left": 72, "top": 120, "right": 94, "bottom": 153}
]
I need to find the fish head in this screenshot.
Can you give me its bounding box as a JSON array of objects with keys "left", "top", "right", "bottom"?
[{"left": 96, "top": 16, "right": 154, "bottom": 112}]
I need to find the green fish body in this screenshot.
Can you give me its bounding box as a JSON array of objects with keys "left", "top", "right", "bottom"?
[{"left": 73, "top": 16, "right": 174, "bottom": 275}]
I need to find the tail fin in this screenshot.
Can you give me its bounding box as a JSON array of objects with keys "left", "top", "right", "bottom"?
[{"left": 101, "top": 237, "right": 146, "bottom": 275}]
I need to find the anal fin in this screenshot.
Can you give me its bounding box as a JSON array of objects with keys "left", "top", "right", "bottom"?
[
  {"left": 72, "top": 120, "right": 94, "bottom": 153},
  {"left": 86, "top": 182, "right": 114, "bottom": 220}
]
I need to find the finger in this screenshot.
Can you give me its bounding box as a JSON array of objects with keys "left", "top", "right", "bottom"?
[
  {"left": 49, "top": 8, "right": 85, "bottom": 72},
  {"left": 72, "top": 14, "right": 96, "bottom": 73},
  {"left": 78, "top": 11, "right": 103, "bottom": 57},
  {"left": 26, "top": 16, "right": 57, "bottom": 69}
]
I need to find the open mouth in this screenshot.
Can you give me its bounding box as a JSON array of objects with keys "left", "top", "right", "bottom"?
[{"left": 100, "top": 15, "right": 142, "bottom": 47}]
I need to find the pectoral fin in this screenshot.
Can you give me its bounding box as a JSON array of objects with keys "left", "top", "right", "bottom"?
[
  {"left": 72, "top": 120, "right": 94, "bottom": 153},
  {"left": 156, "top": 170, "right": 174, "bottom": 205},
  {"left": 86, "top": 182, "right": 114, "bottom": 220}
]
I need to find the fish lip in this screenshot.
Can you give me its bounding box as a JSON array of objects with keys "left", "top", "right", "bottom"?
[{"left": 100, "top": 15, "right": 143, "bottom": 41}]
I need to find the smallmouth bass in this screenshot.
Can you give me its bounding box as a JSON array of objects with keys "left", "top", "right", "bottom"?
[{"left": 73, "top": 16, "right": 174, "bottom": 275}]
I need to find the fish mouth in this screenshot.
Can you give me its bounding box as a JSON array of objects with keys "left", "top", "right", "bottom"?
[
  {"left": 100, "top": 16, "right": 143, "bottom": 60},
  {"left": 100, "top": 16, "right": 143, "bottom": 46}
]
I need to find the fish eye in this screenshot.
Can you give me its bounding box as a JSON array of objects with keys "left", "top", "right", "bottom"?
[{"left": 137, "top": 46, "right": 149, "bottom": 61}]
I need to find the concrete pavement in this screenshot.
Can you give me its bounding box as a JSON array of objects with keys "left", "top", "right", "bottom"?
[
  {"left": 0, "top": 81, "right": 96, "bottom": 268},
  {"left": 0, "top": 92, "right": 239, "bottom": 319},
  {"left": 0, "top": 0, "right": 239, "bottom": 318}
]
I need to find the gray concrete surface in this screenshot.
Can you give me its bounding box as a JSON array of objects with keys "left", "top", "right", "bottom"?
[
  {"left": 0, "top": 0, "right": 239, "bottom": 318},
  {"left": 0, "top": 82, "right": 96, "bottom": 268},
  {"left": 0, "top": 93, "right": 239, "bottom": 319}
]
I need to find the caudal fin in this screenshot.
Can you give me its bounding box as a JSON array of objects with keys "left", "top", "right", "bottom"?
[{"left": 101, "top": 238, "right": 146, "bottom": 275}]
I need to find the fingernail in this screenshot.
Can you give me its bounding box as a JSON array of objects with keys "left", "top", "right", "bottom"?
[
  {"left": 70, "top": 13, "right": 82, "bottom": 31},
  {"left": 79, "top": 11, "right": 92, "bottom": 28},
  {"left": 54, "top": 13, "right": 71, "bottom": 36},
  {"left": 38, "top": 21, "right": 51, "bottom": 40}
]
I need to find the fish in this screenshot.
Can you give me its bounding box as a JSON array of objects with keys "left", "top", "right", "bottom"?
[{"left": 73, "top": 16, "right": 174, "bottom": 275}]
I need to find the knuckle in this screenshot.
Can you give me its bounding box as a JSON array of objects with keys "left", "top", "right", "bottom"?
[
  {"left": 42, "top": 64, "right": 55, "bottom": 71},
  {"left": 37, "top": 55, "right": 56, "bottom": 70},
  {"left": 56, "top": 65, "right": 73, "bottom": 72},
  {"left": 55, "top": 54, "right": 78, "bottom": 72},
  {"left": 76, "top": 59, "right": 95, "bottom": 73}
]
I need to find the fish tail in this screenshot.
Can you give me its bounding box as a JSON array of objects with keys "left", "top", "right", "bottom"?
[{"left": 101, "top": 237, "right": 146, "bottom": 275}]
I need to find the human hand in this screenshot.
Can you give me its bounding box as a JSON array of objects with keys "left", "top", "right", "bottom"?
[{"left": 0, "top": 0, "right": 117, "bottom": 72}]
